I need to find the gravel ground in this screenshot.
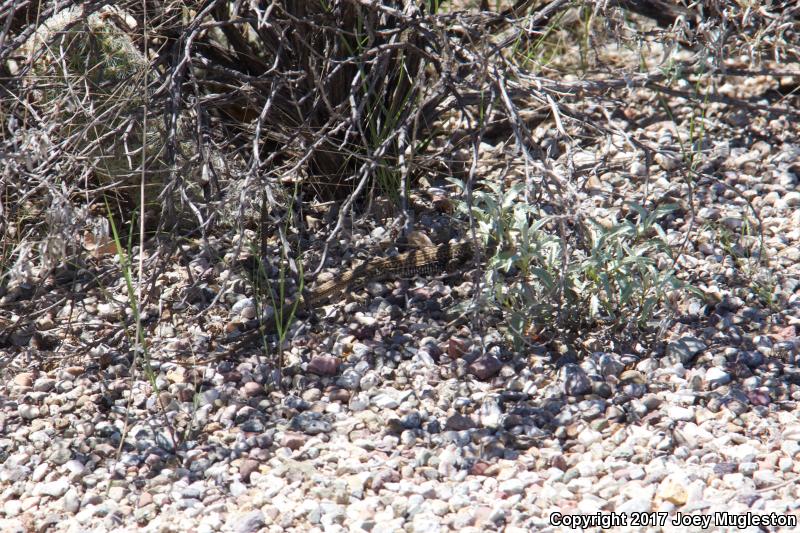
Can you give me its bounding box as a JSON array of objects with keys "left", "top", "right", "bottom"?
[{"left": 3, "top": 35, "right": 800, "bottom": 533}]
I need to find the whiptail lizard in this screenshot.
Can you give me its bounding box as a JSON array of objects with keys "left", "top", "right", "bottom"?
[{"left": 220, "top": 240, "right": 476, "bottom": 355}]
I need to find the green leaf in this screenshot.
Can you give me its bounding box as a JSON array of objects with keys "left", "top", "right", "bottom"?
[{"left": 530, "top": 267, "right": 554, "bottom": 292}]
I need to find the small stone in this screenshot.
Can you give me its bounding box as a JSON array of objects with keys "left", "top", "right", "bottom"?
[
  {"left": 35, "top": 477, "right": 70, "bottom": 498},
  {"left": 630, "top": 161, "right": 647, "bottom": 176},
  {"left": 668, "top": 406, "right": 694, "bottom": 422},
  {"left": 18, "top": 404, "right": 41, "bottom": 419},
  {"left": 655, "top": 152, "right": 681, "bottom": 171},
  {"left": 64, "top": 460, "right": 86, "bottom": 477},
  {"left": 783, "top": 191, "right": 800, "bottom": 207},
  {"left": 308, "top": 355, "right": 340, "bottom": 376},
  {"left": 478, "top": 398, "right": 502, "bottom": 428},
  {"left": 578, "top": 428, "right": 602, "bottom": 446},
  {"left": 4, "top": 499, "right": 22, "bottom": 516},
  {"left": 468, "top": 356, "right": 502, "bottom": 380},
  {"left": 13, "top": 373, "right": 33, "bottom": 387},
  {"left": 33, "top": 378, "right": 56, "bottom": 392},
  {"left": 448, "top": 337, "right": 469, "bottom": 358},
  {"left": 705, "top": 367, "right": 731, "bottom": 389},
  {"left": 198, "top": 389, "right": 220, "bottom": 406},
  {"left": 470, "top": 461, "right": 491, "bottom": 476},
  {"left": 724, "top": 444, "right": 758, "bottom": 463},
  {"left": 721, "top": 217, "right": 743, "bottom": 231},
  {"left": 289, "top": 412, "right": 331, "bottom": 435},
  {"left": 239, "top": 459, "right": 260, "bottom": 483},
  {"left": 445, "top": 414, "right": 475, "bottom": 431},
  {"left": 48, "top": 447, "right": 71, "bottom": 466},
  {"left": 737, "top": 351, "right": 764, "bottom": 368},
  {"left": 658, "top": 476, "right": 687, "bottom": 506},
  {"left": 64, "top": 488, "right": 81, "bottom": 514},
  {"left": 281, "top": 432, "right": 307, "bottom": 450},
  {"left": 747, "top": 390, "right": 770, "bottom": 406},
  {"left": 498, "top": 479, "right": 524, "bottom": 495},
  {"left": 231, "top": 298, "right": 256, "bottom": 319},
  {"left": 299, "top": 390, "right": 320, "bottom": 404},
  {"left": 359, "top": 371, "right": 381, "bottom": 391},
  {"left": 328, "top": 388, "right": 350, "bottom": 402},
  {"left": 372, "top": 393, "right": 399, "bottom": 410},
  {"left": 666, "top": 336, "right": 707, "bottom": 364},
  {"left": 242, "top": 382, "right": 264, "bottom": 398},
  {"left": 562, "top": 364, "right": 591, "bottom": 396},
  {"left": 232, "top": 511, "right": 265, "bottom": 533},
  {"left": 596, "top": 353, "right": 624, "bottom": 377},
  {"left": 642, "top": 394, "right": 663, "bottom": 411},
  {"left": 400, "top": 412, "right": 422, "bottom": 430},
  {"left": 336, "top": 369, "right": 361, "bottom": 390},
  {"left": 32, "top": 463, "right": 49, "bottom": 482}
]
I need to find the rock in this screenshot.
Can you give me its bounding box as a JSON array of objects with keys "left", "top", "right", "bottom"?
[
  {"left": 630, "top": 161, "right": 647, "bottom": 176},
  {"left": 655, "top": 152, "right": 681, "bottom": 171},
  {"left": 336, "top": 369, "right": 362, "bottom": 390},
  {"left": 468, "top": 356, "right": 502, "bottom": 380},
  {"left": 578, "top": 428, "right": 602, "bottom": 446},
  {"left": 705, "top": 367, "right": 731, "bottom": 389},
  {"left": 13, "top": 373, "right": 33, "bottom": 387},
  {"left": 239, "top": 459, "right": 260, "bottom": 483},
  {"left": 657, "top": 476, "right": 688, "bottom": 506},
  {"left": 4, "top": 499, "right": 22, "bottom": 516},
  {"left": 448, "top": 337, "right": 469, "bottom": 358},
  {"left": 667, "top": 406, "right": 694, "bottom": 422},
  {"left": 297, "top": 391, "right": 318, "bottom": 405},
  {"left": 784, "top": 191, "right": 800, "bottom": 207},
  {"left": 400, "top": 412, "right": 422, "bottom": 430},
  {"left": 231, "top": 511, "right": 265, "bottom": 533},
  {"left": 35, "top": 477, "right": 69, "bottom": 498},
  {"left": 444, "top": 414, "right": 475, "bottom": 431},
  {"left": 289, "top": 412, "right": 332, "bottom": 435},
  {"left": 478, "top": 398, "right": 502, "bottom": 428},
  {"left": 308, "top": 355, "right": 340, "bottom": 376},
  {"left": 33, "top": 378, "right": 56, "bottom": 392},
  {"left": 328, "top": 388, "right": 350, "bottom": 403},
  {"left": 18, "top": 404, "right": 40, "bottom": 419},
  {"left": 666, "top": 336, "right": 706, "bottom": 364},
  {"left": 372, "top": 393, "right": 399, "bottom": 410},
  {"left": 231, "top": 298, "right": 256, "bottom": 319},
  {"left": 500, "top": 478, "right": 526, "bottom": 495},
  {"left": 359, "top": 371, "right": 381, "bottom": 391},
  {"left": 737, "top": 350, "right": 764, "bottom": 368},
  {"left": 64, "top": 488, "right": 81, "bottom": 513},
  {"left": 724, "top": 443, "right": 758, "bottom": 463},
  {"left": 562, "top": 364, "right": 591, "bottom": 396},
  {"left": 242, "top": 382, "right": 264, "bottom": 398},
  {"left": 747, "top": 390, "right": 770, "bottom": 406},
  {"left": 596, "top": 353, "right": 625, "bottom": 377}
]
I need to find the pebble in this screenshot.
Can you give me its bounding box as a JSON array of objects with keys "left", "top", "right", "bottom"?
[
  {"left": 372, "top": 393, "right": 399, "bottom": 410},
  {"left": 468, "top": 356, "right": 502, "bottom": 380},
  {"left": 289, "top": 412, "right": 332, "bottom": 435},
  {"left": 18, "top": 404, "right": 40, "bottom": 419},
  {"left": 578, "top": 428, "right": 603, "bottom": 446},
  {"left": 35, "top": 477, "right": 70, "bottom": 498},
  {"left": 558, "top": 364, "right": 589, "bottom": 397},
  {"left": 308, "top": 355, "right": 340, "bottom": 376},
  {"left": 705, "top": 367, "right": 731, "bottom": 388},
  {"left": 667, "top": 337, "right": 707, "bottom": 364},
  {"left": 667, "top": 405, "right": 694, "bottom": 422},
  {"left": 13, "top": 373, "right": 33, "bottom": 387}
]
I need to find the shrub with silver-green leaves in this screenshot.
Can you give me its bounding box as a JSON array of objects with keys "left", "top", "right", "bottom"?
[{"left": 451, "top": 177, "right": 691, "bottom": 349}]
